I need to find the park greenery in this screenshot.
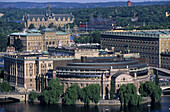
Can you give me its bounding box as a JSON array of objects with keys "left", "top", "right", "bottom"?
[
  {"left": 139, "top": 81, "right": 162, "bottom": 103},
  {"left": 0, "top": 19, "right": 24, "bottom": 52},
  {"left": 0, "top": 5, "right": 169, "bottom": 29},
  {"left": 118, "top": 83, "right": 142, "bottom": 106},
  {"left": 38, "top": 78, "right": 101, "bottom": 105},
  {"left": 110, "top": 80, "right": 115, "bottom": 100},
  {"left": 27, "top": 79, "right": 162, "bottom": 106},
  {"left": 0, "top": 81, "right": 12, "bottom": 93},
  {"left": 155, "top": 73, "right": 159, "bottom": 86},
  {"left": 0, "top": 67, "right": 4, "bottom": 79},
  {"left": 80, "top": 84, "right": 100, "bottom": 105},
  {"left": 40, "top": 78, "right": 64, "bottom": 104},
  {"left": 63, "top": 84, "right": 81, "bottom": 105},
  {"left": 41, "top": 78, "right": 44, "bottom": 92},
  {"left": 28, "top": 23, "right": 35, "bottom": 29},
  {"left": 74, "top": 31, "right": 101, "bottom": 44},
  {"left": 28, "top": 91, "right": 38, "bottom": 104},
  {"left": 14, "top": 38, "right": 23, "bottom": 51}
]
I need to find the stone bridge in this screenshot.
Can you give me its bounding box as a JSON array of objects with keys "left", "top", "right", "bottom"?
[
  {"left": 0, "top": 92, "right": 28, "bottom": 101},
  {"left": 150, "top": 67, "right": 170, "bottom": 76},
  {"left": 160, "top": 82, "right": 170, "bottom": 91},
  {"left": 160, "top": 86, "right": 170, "bottom": 91}
]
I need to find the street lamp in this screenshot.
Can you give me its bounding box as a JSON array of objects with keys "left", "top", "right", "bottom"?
[{"left": 147, "top": 103, "right": 151, "bottom": 112}]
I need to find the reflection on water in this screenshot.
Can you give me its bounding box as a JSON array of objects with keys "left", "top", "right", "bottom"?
[{"left": 0, "top": 96, "right": 169, "bottom": 112}]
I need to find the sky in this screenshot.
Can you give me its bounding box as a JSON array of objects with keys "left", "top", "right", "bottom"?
[{"left": 0, "top": 0, "right": 169, "bottom": 3}]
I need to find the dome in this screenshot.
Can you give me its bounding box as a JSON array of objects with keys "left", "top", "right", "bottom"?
[{"left": 42, "top": 51, "right": 49, "bottom": 55}]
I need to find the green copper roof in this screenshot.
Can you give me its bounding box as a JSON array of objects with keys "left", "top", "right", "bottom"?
[
  {"left": 102, "top": 30, "right": 170, "bottom": 38},
  {"left": 42, "top": 51, "right": 49, "bottom": 55},
  {"left": 27, "top": 29, "right": 40, "bottom": 33},
  {"left": 56, "top": 31, "right": 69, "bottom": 35},
  {"left": 42, "top": 28, "right": 56, "bottom": 32},
  {"left": 10, "top": 32, "right": 42, "bottom": 36}
]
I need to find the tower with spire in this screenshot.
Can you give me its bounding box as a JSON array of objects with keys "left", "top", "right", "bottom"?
[
  {"left": 46, "top": 4, "right": 52, "bottom": 17},
  {"left": 23, "top": 4, "right": 74, "bottom": 29},
  {"left": 127, "top": 0, "right": 131, "bottom": 7}
]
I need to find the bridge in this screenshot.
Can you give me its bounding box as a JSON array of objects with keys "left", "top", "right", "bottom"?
[
  {"left": 0, "top": 92, "right": 28, "bottom": 101},
  {"left": 150, "top": 67, "right": 170, "bottom": 76},
  {"left": 160, "top": 81, "right": 170, "bottom": 92}
]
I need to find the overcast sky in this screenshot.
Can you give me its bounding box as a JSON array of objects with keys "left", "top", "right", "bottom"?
[{"left": 0, "top": 0, "right": 169, "bottom": 3}]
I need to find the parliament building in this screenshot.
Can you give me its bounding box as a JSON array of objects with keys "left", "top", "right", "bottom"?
[
  {"left": 4, "top": 50, "right": 149, "bottom": 99},
  {"left": 23, "top": 5, "right": 74, "bottom": 29}
]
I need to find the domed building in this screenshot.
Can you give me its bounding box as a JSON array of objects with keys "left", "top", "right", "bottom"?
[{"left": 56, "top": 56, "right": 150, "bottom": 99}]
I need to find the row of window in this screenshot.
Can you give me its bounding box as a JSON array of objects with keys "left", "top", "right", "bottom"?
[
  {"left": 102, "top": 38, "right": 159, "bottom": 44},
  {"left": 31, "top": 17, "right": 71, "bottom": 22}
]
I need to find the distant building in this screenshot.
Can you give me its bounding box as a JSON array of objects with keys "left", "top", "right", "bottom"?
[
  {"left": 0, "top": 13, "right": 4, "bottom": 17},
  {"left": 127, "top": 0, "right": 131, "bottom": 7},
  {"left": 6, "top": 46, "right": 15, "bottom": 52},
  {"left": 23, "top": 5, "right": 74, "bottom": 29},
  {"left": 101, "top": 30, "right": 170, "bottom": 69},
  {"left": 79, "top": 22, "right": 87, "bottom": 28},
  {"left": 9, "top": 28, "right": 70, "bottom": 52},
  {"left": 79, "top": 14, "right": 115, "bottom": 31}
]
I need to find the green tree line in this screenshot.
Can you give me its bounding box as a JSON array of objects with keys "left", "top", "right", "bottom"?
[
  {"left": 0, "top": 19, "right": 24, "bottom": 52},
  {"left": 30, "top": 78, "right": 100, "bottom": 105},
  {"left": 1, "top": 5, "right": 170, "bottom": 28},
  {"left": 74, "top": 31, "right": 101, "bottom": 43}
]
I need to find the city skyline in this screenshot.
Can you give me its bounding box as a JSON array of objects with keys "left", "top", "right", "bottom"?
[{"left": 0, "top": 0, "right": 169, "bottom": 3}]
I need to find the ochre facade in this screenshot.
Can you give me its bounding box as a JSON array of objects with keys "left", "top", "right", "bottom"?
[{"left": 10, "top": 28, "right": 70, "bottom": 52}]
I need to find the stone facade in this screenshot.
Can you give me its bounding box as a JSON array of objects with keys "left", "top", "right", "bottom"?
[
  {"left": 56, "top": 56, "right": 150, "bottom": 99},
  {"left": 161, "top": 52, "right": 170, "bottom": 70},
  {"left": 23, "top": 5, "right": 74, "bottom": 29},
  {"left": 101, "top": 30, "right": 170, "bottom": 68},
  {"left": 10, "top": 28, "right": 70, "bottom": 51},
  {"left": 4, "top": 53, "right": 53, "bottom": 91}
]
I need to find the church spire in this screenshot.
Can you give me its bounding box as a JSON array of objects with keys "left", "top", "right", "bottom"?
[{"left": 46, "top": 4, "right": 51, "bottom": 17}]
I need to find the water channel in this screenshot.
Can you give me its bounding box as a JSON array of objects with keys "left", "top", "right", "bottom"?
[{"left": 0, "top": 96, "right": 169, "bottom": 112}]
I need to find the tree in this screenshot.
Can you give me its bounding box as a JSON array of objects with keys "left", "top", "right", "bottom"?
[
  {"left": 155, "top": 73, "right": 159, "bottom": 86},
  {"left": 139, "top": 81, "right": 162, "bottom": 103},
  {"left": 0, "top": 32, "right": 7, "bottom": 52},
  {"left": 57, "top": 26, "right": 63, "bottom": 31},
  {"left": 90, "top": 31, "right": 101, "bottom": 43},
  {"left": 64, "top": 84, "right": 80, "bottom": 105},
  {"left": 0, "top": 82, "right": 12, "bottom": 92},
  {"left": 39, "top": 25, "right": 46, "bottom": 30},
  {"left": 118, "top": 84, "right": 142, "bottom": 106},
  {"left": 28, "top": 23, "right": 35, "bottom": 29},
  {"left": 48, "top": 23, "right": 54, "bottom": 28},
  {"left": 41, "top": 78, "right": 44, "bottom": 92},
  {"left": 0, "top": 67, "right": 4, "bottom": 78},
  {"left": 110, "top": 80, "right": 115, "bottom": 99},
  {"left": 80, "top": 84, "right": 100, "bottom": 105},
  {"left": 29, "top": 92, "right": 38, "bottom": 104},
  {"left": 41, "top": 78, "right": 64, "bottom": 104},
  {"left": 14, "top": 38, "right": 23, "bottom": 51}
]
